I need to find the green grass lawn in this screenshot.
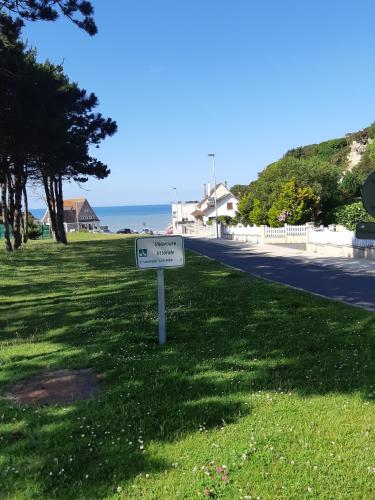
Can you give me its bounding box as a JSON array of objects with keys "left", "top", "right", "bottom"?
[{"left": 1, "top": 234, "right": 375, "bottom": 498}]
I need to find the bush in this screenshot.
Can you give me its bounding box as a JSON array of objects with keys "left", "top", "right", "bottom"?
[
  {"left": 28, "top": 221, "right": 43, "bottom": 240},
  {"left": 267, "top": 178, "right": 318, "bottom": 227},
  {"left": 217, "top": 215, "right": 235, "bottom": 226},
  {"left": 339, "top": 171, "right": 361, "bottom": 199},
  {"left": 250, "top": 198, "right": 268, "bottom": 226},
  {"left": 352, "top": 142, "right": 375, "bottom": 185},
  {"left": 332, "top": 201, "right": 375, "bottom": 230}
]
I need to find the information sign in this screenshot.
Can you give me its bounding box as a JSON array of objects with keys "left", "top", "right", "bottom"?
[
  {"left": 362, "top": 171, "right": 375, "bottom": 217},
  {"left": 135, "top": 235, "right": 185, "bottom": 269},
  {"left": 135, "top": 235, "right": 185, "bottom": 345},
  {"left": 356, "top": 222, "right": 375, "bottom": 240}
]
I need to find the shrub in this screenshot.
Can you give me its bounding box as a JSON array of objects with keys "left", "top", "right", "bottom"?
[
  {"left": 339, "top": 171, "right": 361, "bottom": 199},
  {"left": 249, "top": 198, "right": 268, "bottom": 226},
  {"left": 352, "top": 142, "right": 375, "bottom": 185},
  {"left": 237, "top": 191, "right": 253, "bottom": 225},
  {"left": 332, "top": 201, "right": 375, "bottom": 230},
  {"left": 28, "top": 220, "right": 43, "bottom": 240},
  {"left": 217, "top": 215, "right": 235, "bottom": 226},
  {"left": 268, "top": 178, "right": 318, "bottom": 227}
]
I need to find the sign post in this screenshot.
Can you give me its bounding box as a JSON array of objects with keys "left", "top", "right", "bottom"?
[
  {"left": 356, "top": 171, "right": 375, "bottom": 239},
  {"left": 157, "top": 269, "right": 166, "bottom": 345},
  {"left": 135, "top": 235, "right": 185, "bottom": 345}
]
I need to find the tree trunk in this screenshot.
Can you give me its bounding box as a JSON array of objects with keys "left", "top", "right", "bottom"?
[
  {"left": 42, "top": 174, "right": 60, "bottom": 242},
  {"left": 55, "top": 175, "right": 67, "bottom": 244},
  {"left": 1, "top": 177, "right": 13, "bottom": 252},
  {"left": 13, "top": 167, "right": 23, "bottom": 250},
  {"left": 22, "top": 180, "right": 28, "bottom": 244},
  {"left": 6, "top": 169, "right": 15, "bottom": 241}
]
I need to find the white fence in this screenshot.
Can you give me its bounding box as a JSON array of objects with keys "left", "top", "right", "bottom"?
[
  {"left": 222, "top": 224, "right": 307, "bottom": 244},
  {"left": 224, "top": 225, "right": 261, "bottom": 235},
  {"left": 222, "top": 223, "right": 375, "bottom": 258},
  {"left": 265, "top": 224, "right": 307, "bottom": 238},
  {"left": 222, "top": 225, "right": 262, "bottom": 243},
  {"left": 184, "top": 224, "right": 215, "bottom": 237}
]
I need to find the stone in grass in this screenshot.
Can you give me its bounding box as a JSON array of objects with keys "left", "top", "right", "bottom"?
[{"left": 4, "top": 369, "right": 100, "bottom": 406}]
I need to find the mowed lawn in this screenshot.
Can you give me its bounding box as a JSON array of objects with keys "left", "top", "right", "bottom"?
[{"left": 1, "top": 234, "right": 375, "bottom": 499}]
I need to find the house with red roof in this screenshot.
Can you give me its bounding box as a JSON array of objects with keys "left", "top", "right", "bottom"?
[{"left": 42, "top": 198, "right": 100, "bottom": 232}]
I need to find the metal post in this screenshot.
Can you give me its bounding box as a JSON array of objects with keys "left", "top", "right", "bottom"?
[
  {"left": 213, "top": 156, "right": 219, "bottom": 238},
  {"left": 208, "top": 153, "right": 219, "bottom": 238},
  {"left": 157, "top": 268, "right": 166, "bottom": 345},
  {"left": 173, "top": 187, "right": 178, "bottom": 233}
]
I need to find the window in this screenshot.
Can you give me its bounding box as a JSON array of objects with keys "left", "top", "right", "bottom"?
[{"left": 227, "top": 202, "right": 233, "bottom": 210}]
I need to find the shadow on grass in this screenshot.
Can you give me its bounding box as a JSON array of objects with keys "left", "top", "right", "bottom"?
[{"left": 1, "top": 236, "right": 375, "bottom": 497}]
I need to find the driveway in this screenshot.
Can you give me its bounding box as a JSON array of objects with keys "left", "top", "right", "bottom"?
[{"left": 185, "top": 237, "right": 375, "bottom": 312}]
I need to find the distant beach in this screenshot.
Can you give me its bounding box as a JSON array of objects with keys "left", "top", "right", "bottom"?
[{"left": 31, "top": 204, "right": 172, "bottom": 233}]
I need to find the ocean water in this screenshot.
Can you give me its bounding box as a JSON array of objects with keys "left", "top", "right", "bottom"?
[{"left": 30, "top": 204, "right": 172, "bottom": 233}]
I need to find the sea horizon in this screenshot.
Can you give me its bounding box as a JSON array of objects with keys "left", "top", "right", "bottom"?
[{"left": 30, "top": 203, "right": 172, "bottom": 233}]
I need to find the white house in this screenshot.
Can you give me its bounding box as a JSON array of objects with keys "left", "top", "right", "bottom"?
[
  {"left": 192, "top": 183, "right": 238, "bottom": 225},
  {"left": 171, "top": 200, "right": 199, "bottom": 234},
  {"left": 171, "top": 183, "right": 238, "bottom": 234}
]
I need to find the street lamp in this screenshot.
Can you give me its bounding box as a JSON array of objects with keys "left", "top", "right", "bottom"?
[
  {"left": 172, "top": 187, "right": 178, "bottom": 232},
  {"left": 208, "top": 153, "right": 219, "bottom": 238}
]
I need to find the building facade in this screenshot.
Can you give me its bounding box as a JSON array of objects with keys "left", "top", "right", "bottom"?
[
  {"left": 171, "top": 183, "right": 238, "bottom": 234},
  {"left": 171, "top": 201, "right": 199, "bottom": 234},
  {"left": 42, "top": 198, "right": 100, "bottom": 232}
]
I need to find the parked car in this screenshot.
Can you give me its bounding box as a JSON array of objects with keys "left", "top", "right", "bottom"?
[
  {"left": 117, "top": 228, "right": 132, "bottom": 234},
  {"left": 141, "top": 228, "right": 153, "bottom": 235}
]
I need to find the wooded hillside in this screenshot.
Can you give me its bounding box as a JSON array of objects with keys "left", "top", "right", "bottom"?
[{"left": 233, "top": 123, "right": 375, "bottom": 228}]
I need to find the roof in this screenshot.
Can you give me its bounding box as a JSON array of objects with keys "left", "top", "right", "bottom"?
[
  {"left": 191, "top": 209, "right": 205, "bottom": 217},
  {"left": 42, "top": 198, "right": 100, "bottom": 223},
  {"left": 202, "top": 193, "right": 236, "bottom": 216},
  {"left": 63, "top": 209, "right": 79, "bottom": 223},
  {"left": 63, "top": 198, "right": 86, "bottom": 207},
  {"left": 198, "top": 183, "right": 224, "bottom": 208},
  {"left": 198, "top": 183, "right": 238, "bottom": 208}
]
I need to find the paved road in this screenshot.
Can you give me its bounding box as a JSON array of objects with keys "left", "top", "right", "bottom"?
[{"left": 185, "top": 237, "right": 375, "bottom": 312}]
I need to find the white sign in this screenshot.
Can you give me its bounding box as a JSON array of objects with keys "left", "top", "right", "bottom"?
[{"left": 135, "top": 235, "right": 185, "bottom": 269}]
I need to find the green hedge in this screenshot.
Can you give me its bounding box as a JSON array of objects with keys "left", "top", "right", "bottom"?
[{"left": 332, "top": 201, "right": 375, "bottom": 230}]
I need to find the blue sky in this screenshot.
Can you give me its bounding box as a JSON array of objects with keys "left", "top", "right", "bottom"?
[{"left": 23, "top": 0, "right": 375, "bottom": 207}]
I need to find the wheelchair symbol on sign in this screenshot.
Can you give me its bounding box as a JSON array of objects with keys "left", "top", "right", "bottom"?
[{"left": 138, "top": 249, "right": 147, "bottom": 257}]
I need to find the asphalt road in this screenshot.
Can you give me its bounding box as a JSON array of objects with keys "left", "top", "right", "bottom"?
[{"left": 185, "top": 237, "right": 375, "bottom": 312}]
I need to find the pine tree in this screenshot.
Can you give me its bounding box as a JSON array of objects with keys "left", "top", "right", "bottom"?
[{"left": 0, "top": 1, "right": 97, "bottom": 34}]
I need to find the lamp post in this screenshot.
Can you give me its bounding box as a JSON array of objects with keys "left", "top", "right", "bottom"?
[
  {"left": 172, "top": 187, "right": 178, "bottom": 233},
  {"left": 208, "top": 153, "right": 219, "bottom": 238}
]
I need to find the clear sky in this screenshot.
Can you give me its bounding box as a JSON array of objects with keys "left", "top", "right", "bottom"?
[{"left": 23, "top": 0, "right": 375, "bottom": 207}]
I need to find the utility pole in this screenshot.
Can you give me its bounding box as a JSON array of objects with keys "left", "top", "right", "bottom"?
[
  {"left": 208, "top": 153, "right": 219, "bottom": 238},
  {"left": 172, "top": 187, "right": 179, "bottom": 233}
]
